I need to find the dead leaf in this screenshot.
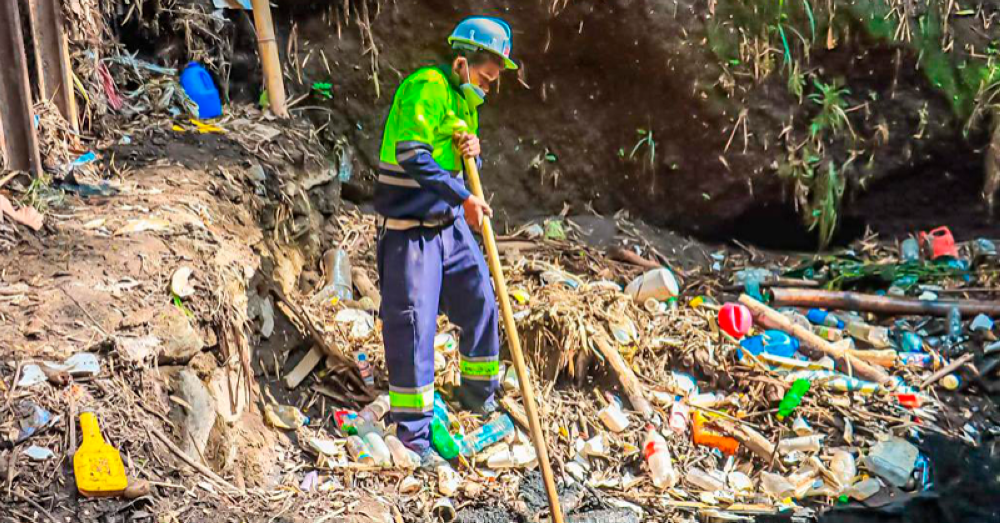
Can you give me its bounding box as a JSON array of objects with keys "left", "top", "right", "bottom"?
[{"left": 0, "top": 195, "right": 43, "bottom": 231}]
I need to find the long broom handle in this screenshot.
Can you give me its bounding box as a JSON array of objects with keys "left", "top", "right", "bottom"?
[{"left": 463, "top": 156, "right": 565, "bottom": 523}]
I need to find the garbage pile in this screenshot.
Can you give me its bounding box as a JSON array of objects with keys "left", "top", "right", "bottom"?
[{"left": 272, "top": 219, "right": 999, "bottom": 521}]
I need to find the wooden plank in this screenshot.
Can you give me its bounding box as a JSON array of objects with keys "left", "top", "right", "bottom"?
[
  {"left": 0, "top": 0, "right": 42, "bottom": 174},
  {"left": 592, "top": 333, "right": 653, "bottom": 418},
  {"left": 284, "top": 345, "right": 323, "bottom": 389},
  {"left": 27, "top": 0, "right": 77, "bottom": 130}
]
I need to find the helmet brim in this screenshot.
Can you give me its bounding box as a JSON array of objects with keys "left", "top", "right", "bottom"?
[{"left": 448, "top": 37, "right": 519, "bottom": 70}]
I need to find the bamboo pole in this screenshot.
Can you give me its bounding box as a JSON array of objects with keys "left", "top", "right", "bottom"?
[
  {"left": 770, "top": 288, "right": 1000, "bottom": 317},
  {"left": 250, "top": 0, "right": 288, "bottom": 118},
  {"left": 739, "top": 294, "right": 891, "bottom": 384},
  {"left": 462, "top": 155, "right": 565, "bottom": 523}
]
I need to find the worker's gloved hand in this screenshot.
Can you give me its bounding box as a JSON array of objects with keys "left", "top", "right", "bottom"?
[
  {"left": 456, "top": 132, "right": 481, "bottom": 158},
  {"left": 463, "top": 194, "right": 493, "bottom": 232}
]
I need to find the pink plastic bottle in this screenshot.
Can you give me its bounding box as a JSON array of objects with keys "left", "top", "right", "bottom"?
[{"left": 643, "top": 425, "right": 678, "bottom": 488}]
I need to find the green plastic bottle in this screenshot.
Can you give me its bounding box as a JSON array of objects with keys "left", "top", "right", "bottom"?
[
  {"left": 777, "top": 379, "right": 811, "bottom": 421},
  {"left": 430, "top": 415, "right": 461, "bottom": 460}
]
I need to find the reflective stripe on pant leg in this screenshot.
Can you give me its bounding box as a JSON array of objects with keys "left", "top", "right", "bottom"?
[
  {"left": 440, "top": 219, "right": 501, "bottom": 405},
  {"left": 389, "top": 384, "right": 435, "bottom": 414}
]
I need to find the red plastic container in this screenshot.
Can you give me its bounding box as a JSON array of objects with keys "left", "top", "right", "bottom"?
[
  {"left": 919, "top": 226, "right": 958, "bottom": 260},
  {"left": 718, "top": 303, "right": 753, "bottom": 339}
]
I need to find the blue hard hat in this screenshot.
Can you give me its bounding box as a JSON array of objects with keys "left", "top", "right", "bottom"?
[{"left": 448, "top": 16, "right": 517, "bottom": 70}]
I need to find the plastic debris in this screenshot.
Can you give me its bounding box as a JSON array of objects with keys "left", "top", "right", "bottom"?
[{"left": 864, "top": 437, "right": 918, "bottom": 488}]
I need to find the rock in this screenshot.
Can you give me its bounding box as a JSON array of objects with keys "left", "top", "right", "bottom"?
[
  {"left": 116, "top": 335, "right": 161, "bottom": 363},
  {"left": 208, "top": 366, "right": 247, "bottom": 424},
  {"left": 171, "top": 369, "right": 216, "bottom": 459},
  {"left": 153, "top": 305, "right": 205, "bottom": 364}
]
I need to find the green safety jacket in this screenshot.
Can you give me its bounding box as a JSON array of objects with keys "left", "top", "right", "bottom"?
[{"left": 374, "top": 65, "right": 479, "bottom": 220}]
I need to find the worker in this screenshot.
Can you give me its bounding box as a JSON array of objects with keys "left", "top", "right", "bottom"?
[{"left": 374, "top": 16, "right": 518, "bottom": 466}]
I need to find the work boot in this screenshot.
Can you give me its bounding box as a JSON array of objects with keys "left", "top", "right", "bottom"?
[
  {"left": 417, "top": 447, "right": 447, "bottom": 471},
  {"left": 453, "top": 386, "right": 499, "bottom": 416}
]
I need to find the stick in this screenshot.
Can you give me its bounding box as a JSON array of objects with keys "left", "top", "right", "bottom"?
[
  {"left": 920, "top": 353, "right": 974, "bottom": 389},
  {"left": 721, "top": 278, "right": 819, "bottom": 292},
  {"left": 739, "top": 294, "right": 890, "bottom": 383},
  {"left": 770, "top": 288, "right": 1000, "bottom": 317},
  {"left": 249, "top": 0, "right": 287, "bottom": 118},
  {"left": 592, "top": 334, "right": 653, "bottom": 418},
  {"left": 462, "top": 156, "right": 564, "bottom": 523},
  {"left": 150, "top": 426, "right": 240, "bottom": 493},
  {"left": 11, "top": 488, "right": 59, "bottom": 523},
  {"left": 607, "top": 246, "right": 660, "bottom": 270}
]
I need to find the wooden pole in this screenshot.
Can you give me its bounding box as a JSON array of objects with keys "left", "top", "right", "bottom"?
[
  {"left": 0, "top": 0, "right": 42, "bottom": 174},
  {"left": 739, "top": 294, "right": 891, "bottom": 384},
  {"left": 28, "top": 0, "right": 78, "bottom": 130},
  {"left": 462, "top": 156, "right": 565, "bottom": 523},
  {"left": 249, "top": 0, "right": 288, "bottom": 118},
  {"left": 592, "top": 334, "right": 653, "bottom": 418},
  {"left": 770, "top": 288, "right": 1000, "bottom": 317}
]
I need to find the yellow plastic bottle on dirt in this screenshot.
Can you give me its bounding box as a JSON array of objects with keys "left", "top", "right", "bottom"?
[{"left": 74, "top": 412, "right": 128, "bottom": 497}]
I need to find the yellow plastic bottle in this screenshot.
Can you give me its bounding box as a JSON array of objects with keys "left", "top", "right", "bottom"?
[{"left": 74, "top": 412, "right": 128, "bottom": 497}]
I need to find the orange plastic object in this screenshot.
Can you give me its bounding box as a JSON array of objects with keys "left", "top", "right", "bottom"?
[
  {"left": 718, "top": 303, "right": 753, "bottom": 339},
  {"left": 74, "top": 412, "right": 128, "bottom": 497},
  {"left": 691, "top": 411, "right": 740, "bottom": 455},
  {"left": 919, "top": 226, "right": 958, "bottom": 260}
]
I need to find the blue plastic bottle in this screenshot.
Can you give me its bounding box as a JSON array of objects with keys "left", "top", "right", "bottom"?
[
  {"left": 738, "top": 330, "right": 800, "bottom": 360},
  {"left": 180, "top": 63, "right": 222, "bottom": 119},
  {"left": 807, "top": 309, "right": 845, "bottom": 329},
  {"left": 459, "top": 414, "right": 514, "bottom": 456}
]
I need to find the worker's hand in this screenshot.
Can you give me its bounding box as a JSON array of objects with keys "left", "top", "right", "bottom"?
[
  {"left": 463, "top": 194, "right": 493, "bottom": 232},
  {"left": 456, "top": 132, "right": 481, "bottom": 159}
]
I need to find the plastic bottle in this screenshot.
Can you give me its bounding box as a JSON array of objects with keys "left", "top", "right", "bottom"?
[
  {"left": 894, "top": 330, "right": 924, "bottom": 353},
  {"left": 431, "top": 399, "right": 461, "bottom": 460},
  {"left": 180, "top": 63, "right": 222, "bottom": 119},
  {"left": 331, "top": 249, "right": 354, "bottom": 302},
  {"left": 338, "top": 146, "right": 353, "bottom": 182},
  {"left": 947, "top": 306, "right": 963, "bottom": 341},
  {"left": 334, "top": 410, "right": 359, "bottom": 435},
  {"left": 846, "top": 322, "right": 892, "bottom": 348},
  {"left": 356, "top": 350, "right": 374, "bottom": 387},
  {"left": 364, "top": 432, "right": 392, "bottom": 467},
  {"left": 830, "top": 449, "right": 857, "bottom": 489},
  {"left": 360, "top": 394, "right": 390, "bottom": 424},
  {"left": 691, "top": 411, "right": 740, "bottom": 455},
  {"left": 777, "top": 435, "right": 824, "bottom": 454},
  {"left": 844, "top": 477, "right": 881, "bottom": 500},
  {"left": 685, "top": 466, "right": 725, "bottom": 491},
  {"left": 264, "top": 404, "right": 309, "bottom": 430},
  {"left": 459, "top": 414, "right": 515, "bottom": 456},
  {"left": 346, "top": 435, "right": 374, "bottom": 465},
  {"left": 643, "top": 425, "right": 678, "bottom": 488},
  {"left": 385, "top": 435, "right": 418, "bottom": 469},
  {"left": 898, "top": 352, "right": 935, "bottom": 368},
  {"left": 807, "top": 309, "right": 845, "bottom": 329},
  {"left": 900, "top": 238, "right": 920, "bottom": 263},
  {"left": 738, "top": 330, "right": 800, "bottom": 361},
  {"left": 813, "top": 325, "right": 844, "bottom": 341},
  {"left": 777, "top": 379, "right": 810, "bottom": 421}
]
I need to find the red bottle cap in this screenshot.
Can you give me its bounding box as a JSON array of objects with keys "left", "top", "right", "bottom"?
[{"left": 718, "top": 303, "right": 753, "bottom": 339}]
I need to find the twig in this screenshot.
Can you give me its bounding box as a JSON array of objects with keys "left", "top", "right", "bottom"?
[
  {"left": 58, "top": 286, "right": 109, "bottom": 337},
  {"left": 149, "top": 426, "right": 241, "bottom": 494},
  {"left": 11, "top": 488, "right": 60, "bottom": 523}
]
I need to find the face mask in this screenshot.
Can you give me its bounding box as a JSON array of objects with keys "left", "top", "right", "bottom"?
[{"left": 457, "top": 59, "right": 486, "bottom": 108}]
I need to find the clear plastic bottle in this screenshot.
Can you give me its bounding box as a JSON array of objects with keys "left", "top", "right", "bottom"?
[
  {"left": 643, "top": 425, "right": 678, "bottom": 489},
  {"left": 346, "top": 435, "right": 374, "bottom": 465},
  {"left": 332, "top": 249, "right": 353, "bottom": 301},
  {"left": 264, "top": 404, "right": 309, "bottom": 430},
  {"left": 947, "top": 306, "right": 963, "bottom": 341},
  {"left": 830, "top": 449, "right": 857, "bottom": 489},
  {"left": 844, "top": 477, "right": 881, "bottom": 500},
  {"left": 777, "top": 435, "right": 824, "bottom": 454},
  {"left": 668, "top": 401, "right": 690, "bottom": 434},
  {"left": 685, "top": 466, "right": 724, "bottom": 491},
  {"left": 459, "top": 414, "right": 515, "bottom": 456},
  {"left": 360, "top": 394, "right": 390, "bottom": 423},
  {"left": 356, "top": 350, "right": 374, "bottom": 387},
  {"left": 385, "top": 435, "right": 419, "bottom": 469},
  {"left": 364, "top": 432, "right": 392, "bottom": 467},
  {"left": 900, "top": 238, "right": 920, "bottom": 263},
  {"left": 846, "top": 322, "right": 892, "bottom": 348}
]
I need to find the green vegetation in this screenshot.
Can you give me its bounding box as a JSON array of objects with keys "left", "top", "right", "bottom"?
[{"left": 808, "top": 79, "right": 851, "bottom": 139}]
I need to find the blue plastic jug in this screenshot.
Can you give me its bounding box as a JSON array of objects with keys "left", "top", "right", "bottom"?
[
  {"left": 739, "top": 330, "right": 800, "bottom": 360},
  {"left": 180, "top": 63, "right": 222, "bottom": 119}
]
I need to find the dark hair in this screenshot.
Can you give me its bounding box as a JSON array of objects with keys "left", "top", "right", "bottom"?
[{"left": 450, "top": 47, "right": 503, "bottom": 67}]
